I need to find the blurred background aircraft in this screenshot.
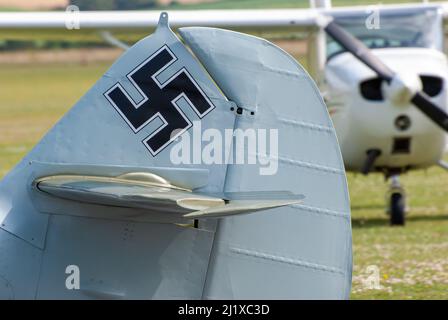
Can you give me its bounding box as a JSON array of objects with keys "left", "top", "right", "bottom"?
[{"left": 0, "top": 0, "right": 448, "bottom": 299}]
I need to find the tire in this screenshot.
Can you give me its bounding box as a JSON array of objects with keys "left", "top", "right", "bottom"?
[{"left": 390, "top": 192, "right": 405, "bottom": 226}]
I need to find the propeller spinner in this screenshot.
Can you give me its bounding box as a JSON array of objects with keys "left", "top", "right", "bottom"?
[{"left": 324, "top": 20, "right": 448, "bottom": 132}]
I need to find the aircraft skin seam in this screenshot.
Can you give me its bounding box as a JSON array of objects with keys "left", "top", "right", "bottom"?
[
  {"left": 256, "top": 153, "right": 344, "bottom": 174},
  {"left": 0, "top": 274, "right": 14, "bottom": 299},
  {"left": 261, "top": 65, "right": 307, "bottom": 79},
  {"left": 0, "top": 223, "right": 44, "bottom": 250},
  {"left": 279, "top": 118, "right": 334, "bottom": 132},
  {"left": 33, "top": 214, "right": 53, "bottom": 300},
  {"left": 278, "top": 157, "right": 344, "bottom": 174},
  {"left": 291, "top": 204, "right": 350, "bottom": 219},
  {"left": 184, "top": 227, "right": 198, "bottom": 298},
  {"left": 229, "top": 247, "right": 345, "bottom": 275},
  {"left": 228, "top": 62, "right": 307, "bottom": 80}
]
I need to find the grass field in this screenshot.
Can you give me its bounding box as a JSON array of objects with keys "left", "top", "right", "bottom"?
[{"left": 1, "top": 58, "right": 448, "bottom": 299}]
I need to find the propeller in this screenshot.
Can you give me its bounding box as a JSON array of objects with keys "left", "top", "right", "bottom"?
[{"left": 324, "top": 20, "right": 448, "bottom": 132}]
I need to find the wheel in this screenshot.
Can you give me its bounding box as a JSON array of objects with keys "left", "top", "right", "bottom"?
[{"left": 390, "top": 192, "right": 405, "bottom": 226}]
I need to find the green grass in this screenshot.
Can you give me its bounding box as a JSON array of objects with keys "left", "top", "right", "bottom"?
[
  {"left": 349, "top": 170, "right": 448, "bottom": 299},
  {"left": 0, "top": 62, "right": 111, "bottom": 177},
  {"left": 0, "top": 7, "right": 24, "bottom": 12},
  {"left": 1, "top": 59, "right": 447, "bottom": 299}
]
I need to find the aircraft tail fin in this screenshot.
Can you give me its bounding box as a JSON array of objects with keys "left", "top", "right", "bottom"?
[
  {"left": 180, "top": 27, "right": 352, "bottom": 299},
  {"left": 0, "top": 14, "right": 351, "bottom": 300}
]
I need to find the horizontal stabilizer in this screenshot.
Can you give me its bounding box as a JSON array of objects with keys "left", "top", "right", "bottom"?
[
  {"left": 183, "top": 199, "right": 302, "bottom": 218},
  {"left": 34, "top": 173, "right": 303, "bottom": 219}
]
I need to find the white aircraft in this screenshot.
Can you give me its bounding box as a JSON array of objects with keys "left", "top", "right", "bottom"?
[{"left": 2, "top": 1, "right": 448, "bottom": 225}]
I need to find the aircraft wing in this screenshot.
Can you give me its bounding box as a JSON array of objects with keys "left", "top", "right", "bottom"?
[
  {"left": 0, "top": 9, "right": 320, "bottom": 42},
  {"left": 1, "top": 3, "right": 447, "bottom": 42}
]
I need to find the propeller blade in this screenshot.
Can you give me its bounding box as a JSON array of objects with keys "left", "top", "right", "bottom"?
[
  {"left": 324, "top": 21, "right": 394, "bottom": 81},
  {"left": 324, "top": 20, "right": 448, "bottom": 132},
  {"left": 411, "top": 92, "right": 448, "bottom": 131}
]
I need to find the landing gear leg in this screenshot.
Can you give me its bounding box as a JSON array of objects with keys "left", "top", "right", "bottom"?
[{"left": 387, "top": 174, "right": 406, "bottom": 226}]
